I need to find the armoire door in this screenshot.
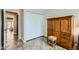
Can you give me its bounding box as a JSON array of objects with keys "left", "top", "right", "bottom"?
[
  {"left": 61, "top": 17, "right": 71, "bottom": 33},
  {"left": 52, "top": 19, "right": 60, "bottom": 44},
  {"left": 60, "top": 17, "right": 73, "bottom": 49},
  {"left": 47, "top": 19, "right": 53, "bottom": 36}
]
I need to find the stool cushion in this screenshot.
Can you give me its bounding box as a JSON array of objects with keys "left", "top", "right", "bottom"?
[{"left": 48, "top": 36, "right": 57, "bottom": 41}]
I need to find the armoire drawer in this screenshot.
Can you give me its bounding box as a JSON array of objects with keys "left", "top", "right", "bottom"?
[
  {"left": 60, "top": 38, "right": 69, "bottom": 47},
  {"left": 61, "top": 38, "right": 68, "bottom": 43},
  {"left": 60, "top": 40, "right": 72, "bottom": 49},
  {"left": 61, "top": 32, "right": 71, "bottom": 37},
  {"left": 61, "top": 36, "right": 70, "bottom": 40}
]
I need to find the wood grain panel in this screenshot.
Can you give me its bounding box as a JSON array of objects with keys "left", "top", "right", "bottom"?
[
  {"left": 47, "top": 19, "right": 53, "bottom": 36},
  {"left": 47, "top": 16, "right": 73, "bottom": 50}
]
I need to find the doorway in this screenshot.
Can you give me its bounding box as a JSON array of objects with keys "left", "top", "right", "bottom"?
[
  {"left": 6, "top": 18, "right": 14, "bottom": 41},
  {"left": 5, "top": 11, "right": 18, "bottom": 48}
]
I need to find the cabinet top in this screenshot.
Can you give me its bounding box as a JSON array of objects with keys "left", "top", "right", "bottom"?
[{"left": 47, "top": 15, "right": 73, "bottom": 20}]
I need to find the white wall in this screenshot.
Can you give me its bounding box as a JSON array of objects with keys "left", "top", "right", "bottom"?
[
  {"left": 25, "top": 9, "right": 45, "bottom": 15},
  {"left": 44, "top": 9, "right": 79, "bottom": 37},
  {"left": 24, "top": 10, "right": 44, "bottom": 41}
]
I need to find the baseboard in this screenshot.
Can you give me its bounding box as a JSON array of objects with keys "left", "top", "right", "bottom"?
[
  {"left": 42, "top": 36, "right": 47, "bottom": 38},
  {"left": 26, "top": 36, "right": 45, "bottom": 42}
]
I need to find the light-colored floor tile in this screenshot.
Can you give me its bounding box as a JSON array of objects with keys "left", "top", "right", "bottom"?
[
  {"left": 24, "top": 37, "right": 66, "bottom": 50},
  {"left": 6, "top": 37, "right": 66, "bottom": 50}
]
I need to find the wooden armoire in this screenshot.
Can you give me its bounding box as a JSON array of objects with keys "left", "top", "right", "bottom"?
[{"left": 47, "top": 16, "right": 74, "bottom": 49}]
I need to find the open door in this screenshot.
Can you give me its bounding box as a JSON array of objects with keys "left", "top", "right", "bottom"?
[{"left": 4, "top": 11, "right": 18, "bottom": 49}]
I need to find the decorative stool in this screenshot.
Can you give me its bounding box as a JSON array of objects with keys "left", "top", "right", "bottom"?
[{"left": 48, "top": 36, "right": 57, "bottom": 47}]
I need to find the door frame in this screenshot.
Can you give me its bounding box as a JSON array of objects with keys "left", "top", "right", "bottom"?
[
  {"left": 1, "top": 10, "right": 19, "bottom": 50},
  {"left": 6, "top": 11, "right": 19, "bottom": 36},
  {"left": 6, "top": 11, "right": 19, "bottom": 47},
  {"left": 1, "top": 9, "right": 4, "bottom": 50}
]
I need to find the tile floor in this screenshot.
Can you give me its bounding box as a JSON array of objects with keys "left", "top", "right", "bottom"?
[
  {"left": 5, "top": 37, "right": 66, "bottom": 50},
  {"left": 23, "top": 37, "right": 66, "bottom": 50}
]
